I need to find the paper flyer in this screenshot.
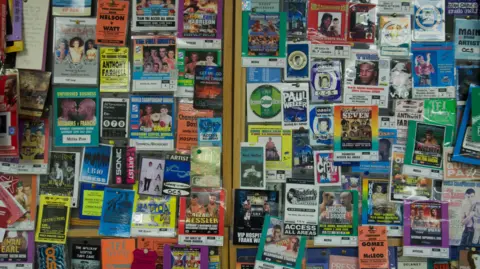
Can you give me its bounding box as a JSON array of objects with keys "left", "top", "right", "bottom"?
[
  {"left": 132, "top": 0, "right": 177, "bottom": 31},
  {"left": 284, "top": 178, "right": 319, "bottom": 236},
  {"left": 79, "top": 183, "right": 105, "bottom": 220},
  {"left": 79, "top": 144, "right": 113, "bottom": 185},
  {"left": 101, "top": 239, "right": 135, "bottom": 269},
  {"left": 358, "top": 226, "right": 389, "bottom": 269},
  {"left": 176, "top": 100, "right": 213, "bottom": 153},
  {"left": 100, "top": 98, "right": 129, "bottom": 139},
  {"left": 178, "top": 0, "right": 223, "bottom": 39},
  {"left": 35, "top": 195, "right": 71, "bottom": 244},
  {"left": 99, "top": 47, "right": 130, "bottom": 92},
  {"left": 177, "top": 49, "right": 222, "bottom": 96},
  {"left": 95, "top": 0, "right": 129, "bottom": 46}
]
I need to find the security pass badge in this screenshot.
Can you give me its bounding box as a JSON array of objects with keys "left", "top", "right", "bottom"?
[{"left": 284, "top": 42, "right": 310, "bottom": 82}]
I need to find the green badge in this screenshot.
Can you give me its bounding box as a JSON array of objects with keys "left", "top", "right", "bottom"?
[{"left": 249, "top": 85, "right": 282, "bottom": 119}]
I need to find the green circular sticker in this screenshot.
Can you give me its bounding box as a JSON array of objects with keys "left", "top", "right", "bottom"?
[{"left": 249, "top": 85, "right": 282, "bottom": 119}]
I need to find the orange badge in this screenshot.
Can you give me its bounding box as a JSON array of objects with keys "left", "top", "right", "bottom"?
[
  {"left": 176, "top": 102, "right": 214, "bottom": 153},
  {"left": 358, "top": 226, "right": 389, "bottom": 269},
  {"left": 96, "top": 0, "right": 129, "bottom": 46}
]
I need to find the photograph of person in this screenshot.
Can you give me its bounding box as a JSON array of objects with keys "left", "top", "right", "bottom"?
[
  {"left": 414, "top": 53, "right": 435, "bottom": 87},
  {"left": 69, "top": 37, "right": 85, "bottom": 64},
  {"left": 56, "top": 98, "right": 97, "bottom": 126},
  {"left": 139, "top": 103, "right": 173, "bottom": 131},
  {"left": 55, "top": 39, "right": 69, "bottom": 63},
  {"left": 186, "top": 192, "right": 220, "bottom": 218},
  {"left": 317, "top": 12, "right": 342, "bottom": 37},
  {"left": 84, "top": 39, "right": 97, "bottom": 61},
  {"left": 354, "top": 61, "right": 379, "bottom": 86},
  {"left": 389, "top": 60, "right": 412, "bottom": 99},
  {"left": 139, "top": 158, "right": 165, "bottom": 195},
  {"left": 258, "top": 136, "right": 281, "bottom": 161},
  {"left": 142, "top": 46, "right": 176, "bottom": 73},
  {"left": 319, "top": 191, "right": 353, "bottom": 224}
]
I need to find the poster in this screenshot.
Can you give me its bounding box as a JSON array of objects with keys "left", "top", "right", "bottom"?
[
  {"left": 284, "top": 178, "right": 319, "bottom": 236},
  {"left": 403, "top": 121, "right": 453, "bottom": 179},
  {"left": 441, "top": 180, "right": 480, "bottom": 246},
  {"left": 79, "top": 183, "right": 105, "bottom": 220},
  {"left": 307, "top": 1, "right": 348, "bottom": 44},
  {"left": 358, "top": 226, "right": 389, "bottom": 269},
  {"left": 53, "top": 88, "right": 99, "bottom": 147},
  {"left": 190, "top": 146, "right": 221, "bottom": 187},
  {"left": 0, "top": 72, "right": 19, "bottom": 157},
  {"left": 241, "top": 12, "right": 287, "bottom": 67},
  {"left": 41, "top": 151, "right": 80, "bottom": 208},
  {"left": 131, "top": 35, "right": 177, "bottom": 92},
  {"left": 71, "top": 244, "right": 100, "bottom": 269},
  {"left": 131, "top": 182, "right": 177, "bottom": 237},
  {"left": 163, "top": 245, "right": 209, "bottom": 269},
  {"left": 254, "top": 215, "right": 306, "bottom": 269},
  {"left": 240, "top": 143, "right": 266, "bottom": 189},
  {"left": 99, "top": 47, "right": 129, "bottom": 92},
  {"left": 344, "top": 50, "right": 389, "bottom": 108},
  {"left": 333, "top": 105, "right": 379, "bottom": 161},
  {"left": 379, "top": 15, "right": 411, "bottom": 57},
  {"left": 132, "top": 0, "right": 177, "bottom": 31},
  {"left": 99, "top": 188, "right": 134, "bottom": 237},
  {"left": 248, "top": 125, "right": 293, "bottom": 182},
  {"left": 310, "top": 60, "right": 342, "bottom": 103},
  {"left": 314, "top": 190, "right": 359, "bottom": 246},
  {"left": 178, "top": 188, "right": 225, "bottom": 246},
  {"left": 130, "top": 95, "right": 175, "bottom": 150},
  {"left": 18, "top": 118, "right": 49, "bottom": 174},
  {"left": 79, "top": 145, "right": 112, "bottom": 185},
  {"left": 314, "top": 150, "right": 341, "bottom": 186},
  {"left": 194, "top": 66, "right": 223, "bottom": 110},
  {"left": 178, "top": 0, "right": 223, "bottom": 39},
  {"left": 362, "top": 178, "right": 403, "bottom": 236},
  {"left": 177, "top": 49, "right": 222, "bottom": 97},
  {"left": 403, "top": 200, "right": 449, "bottom": 258},
  {"left": 233, "top": 189, "right": 279, "bottom": 245},
  {"left": 101, "top": 239, "right": 135, "bottom": 269},
  {"left": 100, "top": 98, "right": 129, "bottom": 139},
  {"left": 176, "top": 100, "right": 213, "bottom": 153},
  {"left": 309, "top": 105, "right": 333, "bottom": 147},
  {"left": 162, "top": 153, "right": 191, "bottom": 196},
  {"left": 282, "top": 85, "right": 309, "bottom": 130},
  {"left": 35, "top": 195, "right": 71, "bottom": 244},
  {"left": 412, "top": 0, "right": 445, "bottom": 41},
  {"left": 198, "top": 117, "right": 222, "bottom": 147},
  {"left": 52, "top": 0, "right": 91, "bottom": 16},
  {"left": 52, "top": 18, "right": 98, "bottom": 85},
  {"left": 454, "top": 19, "right": 480, "bottom": 61},
  {"left": 95, "top": 0, "right": 129, "bottom": 46},
  {"left": 246, "top": 83, "right": 283, "bottom": 123},
  {"left": 18, "top": 70, "right": 51, "bottom": 118},
  {"left": 138, "top": 156, "right": 165, "bottom": 196}
]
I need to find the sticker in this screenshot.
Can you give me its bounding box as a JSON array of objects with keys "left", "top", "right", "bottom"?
[
  {"left": 284, "top": 42, "right": 310, "bottom": 82},
  {"left": 96, "top": 0, "right": 129, "bottom": 46},
  {"left": 132, "top": 0, "right": 177, "bottom": 31},
  {"left": 255, "top": 215, "right": 306, "bottom": 269},
  {"left": 198, "top": 118, "right": 222, "bottom": 147},
  {"left": 282, "top": 85, "right": 309, "bottom": 130},
  {"left": 41, "top": 152, "right": 80, "bottom": 208},
  {"left": 389, "top": 59, "right": 413, "bottom": 99},
  {"left": 454, "top": 19, "right": 480, "bottom": 61},
  {"left": 248, "top": 125, "right": 292, "bottom": 182},
  {"left": 333, "top": 105, "right": 379, "bottom": 161},
  {"left": 378, "top": 0, "right": 411, "bottom": 14},
  {"left": 241, "top": 12, "right": 287, "bottom": 68},
  {"left": 18, "top": 118, "right": 49, "bottom": 174},
  {"left": 246, "top": 83, "right": 282, "bottom": 123},
  {"left": 412, "top": 0, "right": 445, "bottom": 41},
  {"left": 309, "top": 105, "right": 334, "bottom": 146},
  {"left": 176, "top": 100, "right": 213, "bottom": 153},
  {"left": 310, "top": 44, "right": 351, "bottom": 58},
  {"left": 314, "top": 151, "right": 341, "bottom": 186},
  {"left": 190, "top": 146, "right": 221, "bottom": 187},
  {"left": 284, "top": 0, "right": 307, "bottom": 38},
  {"left": 35, "top": 195, "right": 71, "bottom": 244},
  {"left": 71, "top": 244, "right": 100, "bottom": 268},
  {"left": 284, "top": 177, "right": 319, "bottom": 236},
  {"left": 362, "top": 178, "right": 403, "bottom": 236},
  {"left": 79, "top": 144, "right": 113, "bottom": 185},
  {"left": 240, "top": 142, "right": 266, "bottom": 189},
  {"left": 379, "top": 15, "right": 411, "bottom": 57},
  {"left": 314, "top": 190, "right": 359, "bottom": 246},
  {"left": 100, "top": 98, "right": 129, "bottom": 139},
  {"left": 347, "top": 3, "right": 376, "bottom": 43},
  {"left": 307, "top": 1, "right": 348, "bottom": 44},
  {"left": 310, "top": 59, "right": 342, "bottom": 103},
  {"left": 403, "top": 121, "right": 453, "bottom": 179},
  {"left": 178, "top": 0, "right": 223, "bottom": 39},
  {"left": 178, "top": 188, "right": 225, "bottom": 246},
  {"left": 52, "top": 18, "right": 98, "bottom": 85},
  {"left": 131, "top": 35, "right": 177, "bottom": 92},
  {"left": 162, "top": 153, "right": 191, "bottom": 196},
  {"left": 138, "top": 156, "right": 165, "bottom": 196},
  {"left": 194, "top": 66, "right": 223, "bottom": 110},
  {"left": 412, "top": 43, "right": 455, "bottom": 98},
  {"left": 233, "top": 189, "right": 279, "bottom": 244},
  {"left": 129, "top": 96, "right": 175, "bottom": 151},
  {"left": 52, "top": 0, "right": 91, "bottom": 16},
  {"left": 99, "top": 188, "right": 134, "bottom": 237},
  {"left": 99, "top": 47, "right": 129, "bottom": 92},
  {"left": 358, "top": 226, "right": 389, "bottom": 269},
  {"left": 403, "top": 201, "right": 449, "bottom": 258},
  {"left": 53, "top": 88, "right": 99, "bottom": 147},
  {"left": 344, "top": 50, "right": 389, "bottom": 108},
  {"left": 17, "top": 70, "right": 51, "bottom": 118},
  {"left": 446, "top": 0, "right": 478, "bottom": 15}
]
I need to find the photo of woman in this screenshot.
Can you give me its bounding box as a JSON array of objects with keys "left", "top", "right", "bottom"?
[
  {"left": 55, "top": 39, "right": 69, "bottom": 63},
  {"left": 69, "top": 37, "right": 85, "bottom": 63}
]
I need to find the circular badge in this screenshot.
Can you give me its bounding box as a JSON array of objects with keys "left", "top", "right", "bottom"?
[
  {"left": 382, "top": 21, "right": 410, "bottom": 46},
  {"left": 287, "top": 51, "right": 308, "bottom": 70},
  {"left": 249, "top": 85, "right": 282, "bottom": 119},
  {"left": 415, "top": 5, "right": 441, "bottom": 30}
]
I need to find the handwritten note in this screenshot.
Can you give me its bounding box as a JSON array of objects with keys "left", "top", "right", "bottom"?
[{"left": 15, "top": 0, "right": 49, "bottom": 70}]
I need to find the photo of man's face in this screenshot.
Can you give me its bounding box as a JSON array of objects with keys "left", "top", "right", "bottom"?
[
  {"left": 320, "top": 76, "right": 330, "bottom": 88},
  {"left": 356, "top": 62, "right": 378, "bottom": 85}
]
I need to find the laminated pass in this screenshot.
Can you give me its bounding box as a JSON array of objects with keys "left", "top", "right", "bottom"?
[
  {"left": 35, "top": 195, "right": 71, "bottom": 244},
  {"left": 344, "top": 50, "right": 390, "bottom": 108}
]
